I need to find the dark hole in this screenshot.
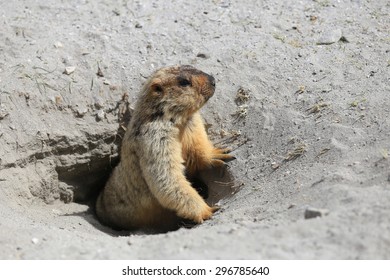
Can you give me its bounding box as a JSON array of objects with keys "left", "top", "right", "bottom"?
[{"left": 57, "top": 156, "right": 119, "bottom": 204}]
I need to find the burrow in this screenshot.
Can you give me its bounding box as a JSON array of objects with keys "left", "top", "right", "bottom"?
[{"left": 52, "top": 104, "right": 241, "bottom": 231}]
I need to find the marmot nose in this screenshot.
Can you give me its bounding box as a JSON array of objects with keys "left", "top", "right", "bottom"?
[{"left": 207, "top": 75, "right": 216, "bottom": 88}]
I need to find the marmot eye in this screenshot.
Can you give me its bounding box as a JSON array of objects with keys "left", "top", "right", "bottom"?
[{"left": 178, "top": 77, "right": 191, "bottom": 87}]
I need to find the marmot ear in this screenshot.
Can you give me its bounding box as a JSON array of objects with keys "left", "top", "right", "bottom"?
[{"left": 150, "top": 79, "right": 163, "bottom": 95}]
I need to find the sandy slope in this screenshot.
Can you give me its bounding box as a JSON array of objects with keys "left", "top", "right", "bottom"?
[{"left": 0, "top": 0, "right": 389, "bottom": 259}]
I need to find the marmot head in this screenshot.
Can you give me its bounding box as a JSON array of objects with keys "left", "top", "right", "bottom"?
[{"left": 139, "top": 65, "right": 216, "bottom": 120}]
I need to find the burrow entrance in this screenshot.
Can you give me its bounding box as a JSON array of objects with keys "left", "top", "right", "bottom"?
[
  {"left": 55, "top": 101, "right": 240, "bottom": 232},
  {"left": 57, "top": 146, "right": 239, "bottom": 233}
]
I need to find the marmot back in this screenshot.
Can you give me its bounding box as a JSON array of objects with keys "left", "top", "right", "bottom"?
[{"left": 96, "top": 65, "right": 234, "bottom": 232}]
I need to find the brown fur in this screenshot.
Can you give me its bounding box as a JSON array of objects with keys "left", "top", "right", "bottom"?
[{"left": 96, "top": 65, "right": 234, "bottom": 232}]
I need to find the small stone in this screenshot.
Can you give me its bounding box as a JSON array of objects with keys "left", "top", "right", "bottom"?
[
  {"left": 304, "top": 207, "right": 329, "bottom": 219},
  {"left": 196, "top": 53, "right": 209, "bottom": 59},
  {"left": 59, "top": 187, "right": 73, "bottom": 203},
  {"left": 31, "top": 238, "right": 39, "bottom": 244},
  {"left": 63, "top": 66, "right": 76, "bottom": 75},
  {"left": 271, "top": 162, "right": 280, "bottom": 170},
  {"left": 288, "top": 204, "right": 296, "bottom": 209},
  {"left": 59, "top": 182, "right": 74, "bottom": 203},
  {"left": 96, "top": 109, "right": 105, "bottom": 121},
  {"left": 317, "top": 29, "right": 342, "bottom": 45},
  {"left": 76, "top": 106, "right": 88, "bottom": 117},
  {"left": 0, "top": 104, "right": 9, "bottom": 120},
  {"left": 54, "top": 42, "right": 63, "bottom": 48},
  {"left": 94, "top": 98, "right": 104, "bottom": 109}
]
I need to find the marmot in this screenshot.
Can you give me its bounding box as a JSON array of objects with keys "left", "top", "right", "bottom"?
[{"left": 96, "top": 65, "right": 234, "bottom": 232}]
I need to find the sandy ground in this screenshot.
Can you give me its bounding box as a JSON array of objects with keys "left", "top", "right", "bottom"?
[{"left": 0, "top": 0, "right": 389, "bottom": 259}]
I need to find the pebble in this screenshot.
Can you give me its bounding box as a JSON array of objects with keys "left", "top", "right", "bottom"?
[
  {"left": 54, "top": 41, "right": 63, "bottom": 48},
  {"left": 63, "top": 66, "right": 76, "bottom": 75},
  {"left": 0, "top": 104, "right": 9, "bottom": 119},
  {"left": 96, "top": 109, "right": 105, "bottom": 121},
  {"left": 271, "top": 162, "right": 280, "bottom": 170},
  {"left": 76, "top": 106, "right": 88, "bottom": 117},
  {"left": 317, "top": 29, "right": 342, "bottom": 45},
  {"left": 304, "top": 207, "right": 329, "bottom": 219},
  {"left": 196, "top": 53, "right": 209, "bottom": 59},
  {"left": 288, "top": 204, "right": 296, "bottom": 209},
  {"left": 31, "top": 237, "right": 39, "bottom": 244},
  {"left": 94, "top": 98, "right": 105, "bottom": 109}
]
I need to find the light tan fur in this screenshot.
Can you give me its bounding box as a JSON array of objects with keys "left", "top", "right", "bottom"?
[{"left": 96, "top": 65, "right": 234, "bottom": 232}]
